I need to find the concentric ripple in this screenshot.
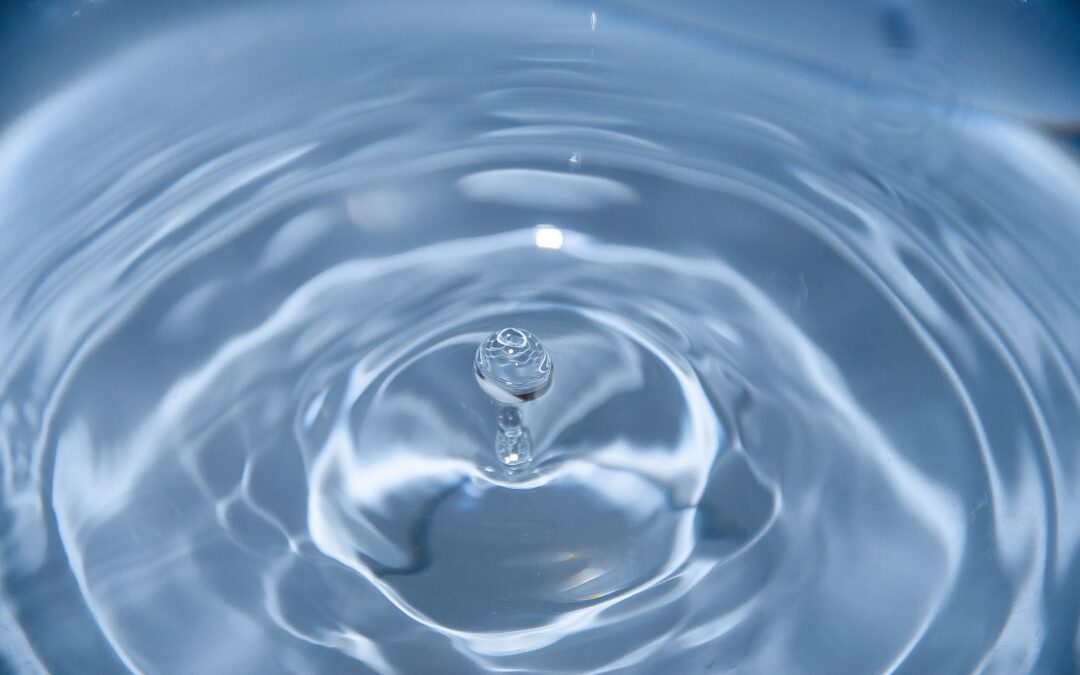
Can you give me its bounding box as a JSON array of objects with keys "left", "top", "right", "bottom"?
[{"left": 2, "top": 1, "right": 1080, "bottom": 673}]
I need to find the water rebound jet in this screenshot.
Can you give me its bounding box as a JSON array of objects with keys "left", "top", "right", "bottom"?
[{"left": 474, "top": 327, "right": 553, "bottom": 470}]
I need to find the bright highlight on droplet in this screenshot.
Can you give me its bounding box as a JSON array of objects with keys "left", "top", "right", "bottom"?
[{"left": 535, "top": 226, "right": 564, "bottom": 250}]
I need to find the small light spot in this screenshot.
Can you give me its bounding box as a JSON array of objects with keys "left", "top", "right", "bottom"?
[{"left": 535, "top": 226, "right": 564, "bottom": 250}]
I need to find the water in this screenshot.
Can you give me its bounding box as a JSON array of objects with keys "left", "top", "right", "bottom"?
[
  {"left": 1, "top": 1, "right": 1080, "bottom": 673},
  {"left": 475, "top": 327, "right": 553, "bottom": 403},
  {"left": 493, "top": 406, "right": 533, "bottom": 469},
  {"left": 476, "top": 327, "right": 551, "bottom": 469}
]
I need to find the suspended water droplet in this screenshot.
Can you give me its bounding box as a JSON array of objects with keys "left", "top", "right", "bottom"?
[{"left": 475, "top": 327, "right": 553, "bottom": 403}]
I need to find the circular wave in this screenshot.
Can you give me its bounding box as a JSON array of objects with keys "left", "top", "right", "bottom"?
[{"left": 1, "top": 2, "right": 1079, "bottom": 673}]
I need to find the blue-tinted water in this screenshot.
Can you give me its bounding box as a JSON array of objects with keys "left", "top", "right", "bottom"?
[{"left": 2, "top": 1, "right": 1080, "bottom": 673}]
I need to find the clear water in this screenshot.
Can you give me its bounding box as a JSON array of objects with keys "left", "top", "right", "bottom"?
[
  {"left": 475, "top": 327, "right": 553, "bottom": 402},
  {"left": 2, "top": 1, "right": 1080, "bottom": 673},
  {"left": 476, "top": 326, "right": 551, "bottom": 469}
]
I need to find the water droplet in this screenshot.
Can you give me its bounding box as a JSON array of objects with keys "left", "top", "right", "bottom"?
[
  {"left": 475, "top": 327, "right": 553, "bottom": 403},
  {"left": 568, "top": 151, "right": 582, "bottom": 171}
]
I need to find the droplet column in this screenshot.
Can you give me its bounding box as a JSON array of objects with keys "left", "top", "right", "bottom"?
[{"left": 474, "top": 327, "right": 553, "bottom": 471}]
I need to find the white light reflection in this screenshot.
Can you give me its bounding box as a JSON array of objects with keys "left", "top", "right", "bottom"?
[{"left": 534, "top": 225, "right": 564, "bottom": 250}]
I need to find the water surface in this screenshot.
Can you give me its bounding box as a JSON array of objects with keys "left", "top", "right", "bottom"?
[{"left": 1, "top": 1, "right": 1080, "bottom": 673}]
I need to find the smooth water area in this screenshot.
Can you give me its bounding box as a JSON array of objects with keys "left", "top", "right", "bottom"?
[{"left": 2, "top": 1, "right": 1080, "bottom": 673}]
